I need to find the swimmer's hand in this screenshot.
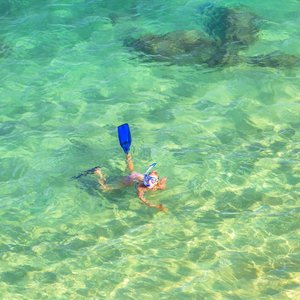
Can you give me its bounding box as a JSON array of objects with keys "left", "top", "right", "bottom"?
[
  {"left": 157, "top": 204, "right": 168, "bottom": 213},
  {"left": 157, "top": 177, "right": 167, "bottom": 190},
  {"left": 137, "top": 186, "right": 167, "bottom": 212}
]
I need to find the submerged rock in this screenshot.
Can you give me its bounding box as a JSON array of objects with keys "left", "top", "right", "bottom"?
[
  {"left": 125, "top": 30, "right": 220, "bottom": 65},
  {"left": 198, "top": 4, "right": 259, "bottom": 49},
  {"left": 125, "top": 27, "right": 254, "bottom": 67},
  {"left": 247, "top": 52, "right": 300, "bottom": 68},
  {"left": 124, "top": 5, "right": 259, "bottom": 66},
  {"left": 124, "top": 4, "right": 298, "bottom": 69}
]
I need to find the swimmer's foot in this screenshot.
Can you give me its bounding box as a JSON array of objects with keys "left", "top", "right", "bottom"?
[
  {"left": 94, "top": 168, "right": 110, "bottom": 192},
  {"left": 94, "top": 167, "right": 104, "bottom": 178}
]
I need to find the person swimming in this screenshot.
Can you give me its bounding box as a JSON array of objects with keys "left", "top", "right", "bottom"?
[{"left": 94, "top": 152, "right": 168, "bottom": 212}]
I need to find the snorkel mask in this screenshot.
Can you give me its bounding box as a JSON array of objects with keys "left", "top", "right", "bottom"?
[{"left": 143, "top": 163, "right": 158, "bottom": 187}]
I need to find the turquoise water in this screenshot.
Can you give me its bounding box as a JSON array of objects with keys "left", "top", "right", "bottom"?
[{"left": 1, "top": 0, "right": 300, "bottom": 299}]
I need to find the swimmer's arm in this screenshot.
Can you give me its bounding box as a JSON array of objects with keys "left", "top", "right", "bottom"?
[
  {"left": 157, "top": 177, "right": 167, "bottom": 190},
  {"left": 137, "top": 186, "right": 168, "bottom": 212},
  {"left": 126, "top": 153, "right": 134, "bottom": 174}
]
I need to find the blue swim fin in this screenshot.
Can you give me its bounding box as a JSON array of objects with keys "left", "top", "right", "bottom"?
[{"left": 118, "top": 123, "right": 131, "bottom": 154}]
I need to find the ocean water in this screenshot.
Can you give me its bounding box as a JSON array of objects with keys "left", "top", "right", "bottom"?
[{"left": 1, "top": 0, "right": 300, "bottom": 299}]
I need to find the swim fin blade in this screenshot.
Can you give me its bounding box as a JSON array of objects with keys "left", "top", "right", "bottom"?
[{"left": 118, "top": 123, "right": 131, "bottom": 154}]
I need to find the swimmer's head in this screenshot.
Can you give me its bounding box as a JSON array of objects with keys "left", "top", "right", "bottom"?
[
  {"left": 144, "top": 163, "right": 159, "bottom": 188},
  {"left": 146, "top": 171, "right": 159, "bottom": 188}
]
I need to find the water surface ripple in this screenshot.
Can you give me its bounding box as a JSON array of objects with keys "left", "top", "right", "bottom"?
[{"left": 1, "top": 0, "right": 300, "bottom": 299}]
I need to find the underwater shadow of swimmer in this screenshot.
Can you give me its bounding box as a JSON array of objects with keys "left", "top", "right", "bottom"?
[{"left": 73, "top": 173, "right": 133, "bottom": 210}]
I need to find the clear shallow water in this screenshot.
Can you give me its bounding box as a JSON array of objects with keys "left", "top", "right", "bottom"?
[{"left": 1, "top": 0, "right": 300, "bottom": 299}]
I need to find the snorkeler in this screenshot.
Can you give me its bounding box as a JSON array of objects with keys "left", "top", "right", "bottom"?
[{"left": 94, "top": 124, "right": 168, "bottom": 212}]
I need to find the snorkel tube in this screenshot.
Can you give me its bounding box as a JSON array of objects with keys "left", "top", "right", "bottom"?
[{"left": 143, "top": 162, "right": 158, "bottom": 187}]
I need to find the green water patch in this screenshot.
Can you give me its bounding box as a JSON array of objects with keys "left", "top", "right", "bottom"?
[{"left": 1, "top": 0, "right": 300, "bottom": 299}]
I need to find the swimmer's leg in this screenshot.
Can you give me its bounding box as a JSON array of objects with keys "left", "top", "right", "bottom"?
[
  {"left": 94, "top": 168, "right": 110, "bottom": 192},
  {"left": 126, "top": 153, "right": 134, "bottom": 174}
]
